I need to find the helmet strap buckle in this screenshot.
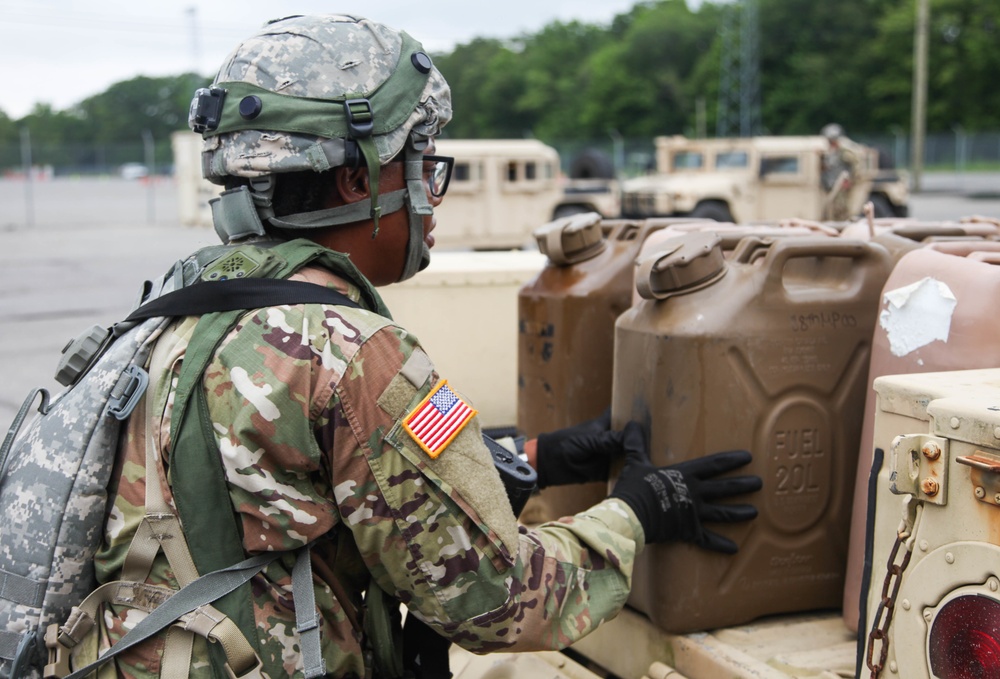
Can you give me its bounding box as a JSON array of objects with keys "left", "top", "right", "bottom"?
[
  {"left": 248, "top": 176, "right": 276, "bottom": 221},
  {"left": 344, "top": 98, "right": 375, "bottom": 139}
]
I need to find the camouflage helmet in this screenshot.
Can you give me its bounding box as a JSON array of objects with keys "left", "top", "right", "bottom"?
[
  {"left": 821, "top": 123, "right": 844, "bottom": 141},
  {"left": 194, "top": 14, "right": 451, "bottom": 181},
  {"left": 189, "top": 14, "right": 452, "bottom": 280}
]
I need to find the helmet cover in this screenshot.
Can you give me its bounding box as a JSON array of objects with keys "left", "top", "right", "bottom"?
[{"left": 198, "top": 14, "right": 452, "bottom": 183}]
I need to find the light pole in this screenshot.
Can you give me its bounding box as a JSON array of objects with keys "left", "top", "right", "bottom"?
[
  {"left": 142, "top": 129, "right": 155, "bottom": 225},
  {"left": 910, "top": 0, "right": 929, "bottom": 192},
  {"left": 20, "top": 128, "right": 34, "bottom": 228}
]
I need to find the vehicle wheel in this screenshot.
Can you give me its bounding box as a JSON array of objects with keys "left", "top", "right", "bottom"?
[
  {"left": 553, "top": 204, "right": 592, "bottom": 220},
  {"left": 689, "top": 201, "right": 733, "bottom": 222},
  {"left": 569, "top": 149, "right": 615, "bottom": 180},
  {"left": 869, "top": 194, "right": 895, "bottom": 218}
]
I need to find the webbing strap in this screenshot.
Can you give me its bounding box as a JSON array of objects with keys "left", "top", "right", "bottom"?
[
  {"left": 124, "top": 277, "right": 359, "bottom": 323},
  {"left": 292, "top": 549, "right": 325, "bottom": 679},
  {"left": 61, "top": 553, "right": 279, "bottom": 679},
  {"left": 120, "top": 367, "right": 200, "bottom": 588},
  {"left": 178, "top": 603, "right": 259, "bottom": 675},
  {"left": 266, "top": 188, "right": 407, "bottom": 231},
  {"left": 160, "top": 628, "right": 194, "bottom": 679},
  {"left": 164, "top": 253, "right": 365, "bottom": 678},
  {"left": 0, "top": 630, "right": 20, "bottom": 661},
  {"left": 0, "top": 568, "right": 45, "bottom": 608}
]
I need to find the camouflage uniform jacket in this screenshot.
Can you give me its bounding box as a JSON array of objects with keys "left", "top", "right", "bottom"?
[{"left": 93, "top": 255, "right": 645, "bottom": 679}]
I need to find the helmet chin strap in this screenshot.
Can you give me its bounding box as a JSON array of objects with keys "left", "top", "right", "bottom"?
[
  {"left": 399, "top": 142, "right": 433, "bottom": 282},
  {"left": 229, "top": 139, "right": 434, "bottom": 282}
]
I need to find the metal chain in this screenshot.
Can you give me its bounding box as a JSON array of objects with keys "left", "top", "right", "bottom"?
[{"left": 865, "top": 518, "right": 916, "bottom": 678}]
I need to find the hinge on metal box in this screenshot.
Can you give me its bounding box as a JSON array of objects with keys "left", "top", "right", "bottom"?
[
  {"left": 956, "top": 450, "right": 1000, "bottom": 508},
  {"left": 890, "top": 434, "right": 949, "bottom": 505}
]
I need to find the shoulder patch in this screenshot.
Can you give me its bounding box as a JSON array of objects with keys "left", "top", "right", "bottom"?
[{"left": 403, "top": 380, "right": 477, "bottom": 459}]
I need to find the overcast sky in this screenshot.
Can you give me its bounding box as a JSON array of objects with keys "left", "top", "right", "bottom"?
[{"left": 1, "top": 0, "right": 653, "bottom": 120}]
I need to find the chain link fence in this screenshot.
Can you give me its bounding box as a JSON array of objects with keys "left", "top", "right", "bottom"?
[
  {"left": 548, "top": 131, "right": 1000, "bottom": 179},
  {"left": 3, "top": 131, "right": 1000, "bottom": 180}
]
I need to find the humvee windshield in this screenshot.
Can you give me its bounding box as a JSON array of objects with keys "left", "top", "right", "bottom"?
[
  {"left": 672, "top": 151, "right": 704, "bottom": 170},
  {"left": 716, "top": 151, "right": 749, "bottom": 169}
]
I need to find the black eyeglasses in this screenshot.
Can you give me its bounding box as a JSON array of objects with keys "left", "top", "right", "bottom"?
[{"left": 423, "top": 155, "right": 454, "bottom": 198}]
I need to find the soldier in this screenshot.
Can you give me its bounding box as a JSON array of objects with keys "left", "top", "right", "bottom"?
[
  {"left": 93, "top": 15, "right": 761, "bottom": 679},
  {"left": 821, "top": 123, "right": 859, "bottom": 221}
]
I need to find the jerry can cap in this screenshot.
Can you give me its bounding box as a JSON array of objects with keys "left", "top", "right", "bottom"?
[
  {"left": 533, "top": 212, "right": 607, "bottom": 266},
  {"left": 635, "top": 231, "right": 726, "bottom": 300}
]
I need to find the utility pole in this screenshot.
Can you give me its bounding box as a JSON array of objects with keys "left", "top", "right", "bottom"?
[
  {"left": 186, "top": 7, "right": 201, "bottom": 74},
  {"left": 717, "top": 4, "right": 740, "bottom": 138},
  {"left": 142, "top": 130, "right": 155, "bottom": 225},
  {"left": 910, "top": 0, "right": 929, "bottom": 192},
  {"left": 739, "top": 0, "right": 761, "bottom": 137},
  {"left": 20, "top": 128, "right": 35, "bottom": 227}
]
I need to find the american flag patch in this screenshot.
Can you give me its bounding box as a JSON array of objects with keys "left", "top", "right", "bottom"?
[{"left": 403, "top": 381, "right": 477, "bottom": 458}]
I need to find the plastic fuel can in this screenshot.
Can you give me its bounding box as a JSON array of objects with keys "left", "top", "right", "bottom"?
[{"left": 612, "top": 233, "right": 892, "bottom": 633}]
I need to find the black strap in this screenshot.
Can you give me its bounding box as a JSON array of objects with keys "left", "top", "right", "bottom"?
[
  {"left": 124, "top": 277, "right": 361, "bottom": 323},
  {"left": 855, "top": 446, "right": 885, "bottom": 678}
]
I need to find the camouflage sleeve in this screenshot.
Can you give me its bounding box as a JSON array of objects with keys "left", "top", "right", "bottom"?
[{"left": 327, "top": 323, "right": 645, "bottom": 653}]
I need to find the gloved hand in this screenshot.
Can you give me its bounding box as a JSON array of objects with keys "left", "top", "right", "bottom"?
[
  {"left": 609, "top": 422, "right": 761, "bottom": 553},
  {"left": 534, "top": 409, "right": 620, "bottom": 488}
]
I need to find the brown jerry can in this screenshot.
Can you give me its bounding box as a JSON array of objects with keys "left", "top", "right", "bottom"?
[
  {"left": 631, "top": 220, "right": 841, "bottom": 305},
  {"left": 517, "top": 213, "right": 706, "bottom": 522},
  {"left": 840, "top": 215, "right": 1000, "bottom": 243},
  {"left": 842, "top": 243, "right": 1000, "bottom": 632},
  {"left": 612, "top": 233, "right": 892, "bottom": 634}
]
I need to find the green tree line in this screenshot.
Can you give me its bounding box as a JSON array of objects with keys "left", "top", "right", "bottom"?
[{"left": 2, "top": 0, "right": 997, "bottom": 172}]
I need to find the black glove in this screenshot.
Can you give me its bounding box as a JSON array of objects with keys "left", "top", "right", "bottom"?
[
  {"left": 535, "top": 409, "right": 621, "bottom": 488},
  {"left": 609, "top": 422, "right": 761, "bottom": 553}
]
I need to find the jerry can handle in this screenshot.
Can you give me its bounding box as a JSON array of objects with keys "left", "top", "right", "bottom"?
[
  {"left": 967, "top": 251, "right": 1000, "bottom": 265},
  {"left": 762, "top": 238, "right": 889, "bottom": 301},
  {"left": 731, "top": 236, "right": 777, "bottom": 264}
]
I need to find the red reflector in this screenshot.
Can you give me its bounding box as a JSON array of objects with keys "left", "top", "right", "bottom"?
[{"left": 929, "top": 594, "right": 1000, "bottom": 678}]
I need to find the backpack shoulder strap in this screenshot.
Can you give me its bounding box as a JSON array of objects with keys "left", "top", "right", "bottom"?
[
  {"left": 165, "top": 278, "right": 360, "bottom": 679},
  {"left": 124, "top": 277, "right": 360, "bottom": 323}
]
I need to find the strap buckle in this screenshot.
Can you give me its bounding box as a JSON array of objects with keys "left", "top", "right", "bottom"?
[
  {"left": 344, "top": 99, "right": 374, "bottom": 138},
  {"left": 107, "top": 365, "right": 150, "bottom": 421},
  {"left": 43, "top": 625, "right": 71, "bottom": 679}
]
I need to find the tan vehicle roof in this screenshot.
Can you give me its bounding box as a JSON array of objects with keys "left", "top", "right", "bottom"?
[{"left": 436, "top": 138, "right": 559, "bottom": 161}]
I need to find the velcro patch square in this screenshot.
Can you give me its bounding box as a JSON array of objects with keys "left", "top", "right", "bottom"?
[{"left": 403, "top": 380, "right": 477, "bottom": 459}]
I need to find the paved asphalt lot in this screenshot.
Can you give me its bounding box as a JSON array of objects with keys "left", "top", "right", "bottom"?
[{"left": 1, "top": 174, "right": 999, "bottom": 426}]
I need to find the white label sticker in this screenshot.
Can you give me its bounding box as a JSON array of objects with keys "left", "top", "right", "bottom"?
[{"left": 879, "top": 277, "right": 958, "bottom": 357}]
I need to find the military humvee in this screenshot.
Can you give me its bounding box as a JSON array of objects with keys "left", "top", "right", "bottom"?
[
  {"left": 431, "top": 138, "right": 563, "bottom": 249},
  {"left": 620, "top": 134, "right": 909, "bottom": 223}
]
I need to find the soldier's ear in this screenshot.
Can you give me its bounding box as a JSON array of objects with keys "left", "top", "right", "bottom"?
[{"left": 334, "top": 165, "right": 371, "bottom": 204}]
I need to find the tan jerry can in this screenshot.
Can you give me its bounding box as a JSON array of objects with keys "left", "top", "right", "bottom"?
[
  {"left": 612, "top": 233, "right": 892, "bottom": 633},
  {"left": 517, "top": 213, "right": 701, "bottom": 522},
  {"left": 840, "top": 216, "right": 999, "bottom": 244},
  {"left": 862, "top": 369, "right": 1000, "bottom": 679},
  {"left": 632, "top": 220, "right": 840, "bottom": 305},
  {"left": 842, "top": 245, "right": 1000, "bottom": 631}
]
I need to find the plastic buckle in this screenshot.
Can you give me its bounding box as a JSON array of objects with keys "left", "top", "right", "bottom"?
[
  {"left": 224, "top": 655, "right": 265, "bottom": 679},
  {"left": 107, "top": 365, "right": 150, "bottom": 421},
  {"left": 344, "top": 98, "right": 374, "bottom": 138},
  {"left": 43, "top": 624, "right": 71, "bottom": 679}
]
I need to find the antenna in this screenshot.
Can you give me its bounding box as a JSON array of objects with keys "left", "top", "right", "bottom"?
[
  {"left": 716, "top": 0, "right": 761, "bottom": 138},
  {"left": 186, "top": 6, "right": 201, "bottom": 74}
]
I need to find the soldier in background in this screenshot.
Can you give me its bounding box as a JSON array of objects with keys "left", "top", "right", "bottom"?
[
  {"left": 91, "top": 15, "right": 761, "bottom": 679},
  {"left": 821, "top": 123, "right": 859, "bottom": 221}
]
